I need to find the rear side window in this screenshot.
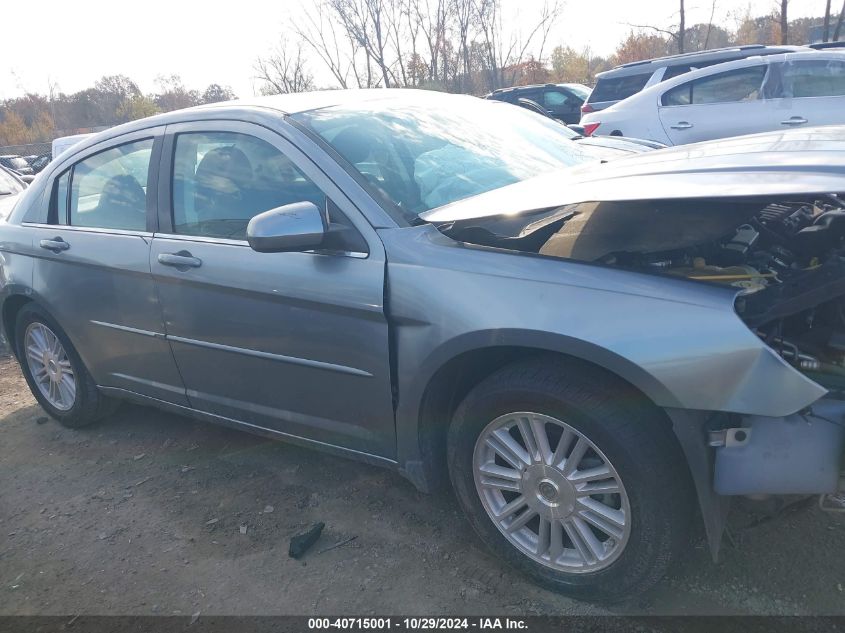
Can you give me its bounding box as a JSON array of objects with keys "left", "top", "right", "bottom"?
[
  {"left": 661, "top": 65, "right": 767, "bottom": 106},
  {"left": 171, "top": 131, "right": 327, "bottom": 240},
  {"left": 780, "top": 60, "right": 845, "bottom": 97},
  {"left": 588, "top": 73, "right": 652, "bottom": 103},
  {"left": 69, "top": 139, "right": 153, "bottom": 231},
  {"left": 543, "top": 90, "right": 574, "bottom": 108},
  {"left": 662, "top": 65, "right": 693, "bottom": 81}
]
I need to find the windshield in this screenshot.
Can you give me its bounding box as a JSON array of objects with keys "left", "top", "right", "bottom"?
[{"left": 292, "top": 95, "right": 601, "bottom": 222}]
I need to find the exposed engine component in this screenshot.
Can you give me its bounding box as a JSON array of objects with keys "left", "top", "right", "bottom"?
[{"left": 438, "top": 193, "right": 845, "bottom": 387}]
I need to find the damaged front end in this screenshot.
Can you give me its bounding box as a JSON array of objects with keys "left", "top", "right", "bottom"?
[
  {"left": 437, "top": 193, "right": 845, "bottom": 398},
  {"left": 431, "top": 186, "right": 845, "bottom": 551}
]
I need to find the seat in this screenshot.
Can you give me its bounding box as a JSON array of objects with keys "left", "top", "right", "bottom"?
[
  {"left": 331, "top": 126, "right": 421, "bottom": 211},
  {"left": 90, "top": 174, "right": 147, "bottom": 231},
  {"left": 193, "top": 146, "right": 255, "bottom": 222}
]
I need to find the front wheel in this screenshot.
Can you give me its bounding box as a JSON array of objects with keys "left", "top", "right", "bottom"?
[
  {"left": 447, "top": 357, "right": 692, "bottom": 602},
  {"left": 15, "top": 303, "right": 117, "bottom": 428}
]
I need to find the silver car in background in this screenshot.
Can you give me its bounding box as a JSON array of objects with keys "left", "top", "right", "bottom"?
[{"left": 1, "top": 90, "right": 844, "bottom": 602}]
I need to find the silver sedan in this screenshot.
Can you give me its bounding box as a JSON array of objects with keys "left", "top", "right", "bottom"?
[{"left": 1, "top": 89, "right": 844, "bottom": 602}]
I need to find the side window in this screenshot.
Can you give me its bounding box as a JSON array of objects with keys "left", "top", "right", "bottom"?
[
  {"left": 662, "top": 66, "right": 767, "bottom": 106},
  {"left": 69, "top": 139, "right": 153, "bottom": 231},
  {"left": 543, "top": 90, "right": 571, "bottom": 109},
  {"left": 662, "top": 65, "right": 692, "bottom": 81},
  {"left": 513, "top": 90, "right": 541, "bottom": 104},
  {"left": 589, "top": 73, "right": 652, "bottom": 102},
  {"left": 172, "top": 131, "right": 327, "bottom": 240},
  {"left": 781, "top": 60, "right": 845, "bottom": 98}
]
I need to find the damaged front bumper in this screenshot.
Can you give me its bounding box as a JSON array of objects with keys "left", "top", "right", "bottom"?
[
  {"left": 668, "top": 397, "right": 845, "bottom": 559},
  {"left": 712, "top": 398, "right": 845, "bottom": 496}
]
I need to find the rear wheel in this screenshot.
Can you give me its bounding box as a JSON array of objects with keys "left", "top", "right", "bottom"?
[
  {"left": 447, "top": 357, "right": 692, "bottom": 602},
  {"left": 15, "top": 304, "right": 117, "bottom": 427}
]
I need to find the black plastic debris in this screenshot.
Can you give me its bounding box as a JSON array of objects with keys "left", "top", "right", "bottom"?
[{"left": 288, "top": 522, "right": 325, "bottom": 559}]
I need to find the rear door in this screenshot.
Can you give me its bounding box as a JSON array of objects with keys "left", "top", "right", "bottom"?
[
  {"left": 150, "top": 120, "right": 396, "bottom": 457},
  {"left": 765, "top": 58, "right": 845, "bottom": 128},
  {"left": 657, "top": 63, "right": 776, "bottom": 144},
  {"left": 28, "top": 129, "right": 188, "bottom": 404}
]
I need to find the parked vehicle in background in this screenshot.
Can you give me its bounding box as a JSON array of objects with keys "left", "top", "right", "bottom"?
[
  {"left": 498, "top": 98, "right": 662, "bottom": 154},
  {"left": 581, "top": 44, "right": 806, "bottom": 116},
  {"left": 581, "top": 51, "right": 845, "bottom": 145},
  {"left": 0, "top": 155, "right": 33, "bottom": 176},
  {"left": 486, "top": 83, "right": 591, "bottom": 124},
  {"left": 809, "top": 42, "right": 845, "bottom": 50},
  {"left": 0, "top": 164, "right": 26, "bottom": 197},
  {"left": 4, "top": 90, "right": 845, "bottom": 602},
  {"left": 29, "top": 154, "right": 51, "bottom": 173},
  {"left": 51, "top": 133, "right": 95, "bottom": 160}
]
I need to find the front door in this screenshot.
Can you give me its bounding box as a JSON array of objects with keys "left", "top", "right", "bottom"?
[
  {"left": 150, "top": 121, "right": 396, "bottom": 457},
  {"left": 30, "top": 130, "right": 188, "bottom": 404}
]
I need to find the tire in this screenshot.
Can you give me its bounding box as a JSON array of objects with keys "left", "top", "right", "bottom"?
[
  {"left": 447, "top": 356, "right": 692, "bottom": 602},
  {"left": 15, "top": 303, "right": 118, "bottom": 428}
]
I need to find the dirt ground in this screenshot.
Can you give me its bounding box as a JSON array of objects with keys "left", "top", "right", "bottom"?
[{"left": 0, "top": 354, "right": 844, "bottom": 617}]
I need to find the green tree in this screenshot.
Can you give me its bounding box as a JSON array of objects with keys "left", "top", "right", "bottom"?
[{"left": 116, "top": 96, "right": 160, "bottom": 123}]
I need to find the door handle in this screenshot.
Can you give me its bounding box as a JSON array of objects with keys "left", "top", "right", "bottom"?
[
  {"left": 781, "top": 116, "right": 808, "bottom": 126},
  {"left": 39, "top": 237, "right": 70, "bottom": 253},
  {"left": 670, "top": 121, "right": 693, "bottom": 130},
  {"left": 157, "top": 251, "right": 202, "bottom": 269}
]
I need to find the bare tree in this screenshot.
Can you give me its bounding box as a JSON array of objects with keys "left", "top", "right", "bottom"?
[
  {"left": 454, "top": 0, "right": 475, "bottom": 91},
  {"left": 477, "top": 0, "right": 561, "bottom": 89},
  {"left": 678, "top": 0, "right": 686, "bottom": 52},
  {"left": 780, "top": 0, "right": 789, "bottom": 44},
  {"left": 327, "top": 0, "right": 397, "bottom": 87},
  {"left": 824, "top": 0, "right": 833, "bottom": 41},
  {"left": 626, "top": 0, "right": 687, "bottom": 53},
  {"left": 704, "top": 0, "right": 717, "bottom": 49},
  {"left": 415, "top": 0, "right": 451, "bottom": 85},
  {"left": 255, "top": 38, "right": 315, "bottom": 94},
  {"left": 834, "top": 0, "right": 845, "bottom": 41}
]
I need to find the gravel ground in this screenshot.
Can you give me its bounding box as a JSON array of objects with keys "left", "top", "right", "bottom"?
[{"left": 1, "top": 355, "right": 844, "bottom": 616}]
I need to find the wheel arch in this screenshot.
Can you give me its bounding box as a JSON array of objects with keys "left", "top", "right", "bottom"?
[
  {"left": 396, "top": 330, "right": 682, "bottom": 491},
  {"left": 1, "top": 293, "right": 33, "bottom": 358},
  {"left": 395, "top": 331, "right": 713, "bottom": 553}
]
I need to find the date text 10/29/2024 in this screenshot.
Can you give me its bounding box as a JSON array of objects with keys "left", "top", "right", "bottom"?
[{"left": 308, "top": 618, "right": 528, "bottom": 630}]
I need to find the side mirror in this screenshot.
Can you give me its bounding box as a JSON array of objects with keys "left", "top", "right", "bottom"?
[{"left": 247, "top": 201, "right": 327, "bottom": 253}]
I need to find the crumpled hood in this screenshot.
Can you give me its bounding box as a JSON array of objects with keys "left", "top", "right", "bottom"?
[{"left": 421, "top": 126, "right": 845, "bottom": 223}]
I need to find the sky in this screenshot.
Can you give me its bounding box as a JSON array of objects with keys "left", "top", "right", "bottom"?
[{"left": 1, "top": 0, "right": 828, "bottom": 100}]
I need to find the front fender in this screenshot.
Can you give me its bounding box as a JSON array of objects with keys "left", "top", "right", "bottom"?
[{"left": 382, "top": 225, "right": 826, "bottom": 479}]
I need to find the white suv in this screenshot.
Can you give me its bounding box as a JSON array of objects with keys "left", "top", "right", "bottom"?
[
  {"left": 581, "top": 51, "right": 845, "bottom": 145},
  {"left": 580, "top": 44, "right": 805, "bottom": 115}
]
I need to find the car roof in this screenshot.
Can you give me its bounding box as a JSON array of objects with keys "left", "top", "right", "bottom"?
[
  {"left": 488, "top": 83, "right": 588, "bottom": 95},
  {"left": 40, "top": 89, "right": 484, "bottom": 169},
  {"left": 596, "top": 45, "right": 808, "bottom": 80}
]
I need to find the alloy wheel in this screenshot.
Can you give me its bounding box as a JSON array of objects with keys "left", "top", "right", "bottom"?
[
  {"left": 24, "top": 322, "right": 76, "bottom": 411},
  {"left": 473, "top": 412, "right": 631, "bottom": 573}
]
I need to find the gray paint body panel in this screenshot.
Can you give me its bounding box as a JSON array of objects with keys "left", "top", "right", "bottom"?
[{"left": 381, "top": 224, "right": 825, "bottom": 453}]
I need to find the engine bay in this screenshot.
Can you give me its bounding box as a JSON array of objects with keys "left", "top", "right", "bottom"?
[{"left": 437, "top": 194, "right": 845, "bottom": 391}]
